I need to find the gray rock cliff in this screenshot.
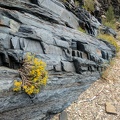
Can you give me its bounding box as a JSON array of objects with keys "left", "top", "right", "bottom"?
[{"left": 0, "top": 0, "right": 116, "bottom": 119}]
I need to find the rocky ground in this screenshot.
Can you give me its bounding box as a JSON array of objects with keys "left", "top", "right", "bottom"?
[{"left": 51, "top": 40, "right": 120, "bottom": 120}]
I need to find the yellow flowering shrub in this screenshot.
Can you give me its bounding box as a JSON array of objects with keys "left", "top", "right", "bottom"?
[
  {"left": 13, "top": 80, "right": 22, "bottom": 91},
  {"left": 13, "top": 53, "right": 48, "bottom": 95}
]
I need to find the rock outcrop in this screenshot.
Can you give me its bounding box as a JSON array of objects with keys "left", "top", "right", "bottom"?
[
  {"left": 63, "top": 1, "right": 101, "bottom": 36},
  {"left": 0, "top": 0, "right": 116, "bottom": 119}
]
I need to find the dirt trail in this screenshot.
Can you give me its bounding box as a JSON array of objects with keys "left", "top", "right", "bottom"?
[{"left": 51, "top": 41, "right": 120, "bottom": 120}]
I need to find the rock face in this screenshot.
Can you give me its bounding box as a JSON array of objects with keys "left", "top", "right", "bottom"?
[
  {"left": 64, "top": 1, "right": 101, "bottom": 36},
  {"left": 0, "top": 0, "right": 116, "bottom": 120}
]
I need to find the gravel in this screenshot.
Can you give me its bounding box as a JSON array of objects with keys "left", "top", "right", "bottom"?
[{"left": 51, "top": 41, "right": 120, "bottom": 120}]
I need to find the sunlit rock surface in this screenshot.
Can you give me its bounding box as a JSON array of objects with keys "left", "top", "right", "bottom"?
[{"left": 0, "top": 0, "right": 115, "bottom": 119}]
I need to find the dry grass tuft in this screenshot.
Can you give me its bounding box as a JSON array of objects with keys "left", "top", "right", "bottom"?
[
  {"left": 102, "top": 50, "right": 120, "bottom": 82},
  {"left": 98, "top": 34, "right": 119, "bottom": 52}
]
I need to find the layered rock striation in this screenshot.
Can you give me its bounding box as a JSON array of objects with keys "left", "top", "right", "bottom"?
[{"left": 0, "top": 0, "right": 116, "bottom": 119}]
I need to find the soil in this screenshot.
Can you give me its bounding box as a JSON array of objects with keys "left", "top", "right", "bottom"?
[{"left": 51, "top": 40, "right": 120, "bottom": 120}]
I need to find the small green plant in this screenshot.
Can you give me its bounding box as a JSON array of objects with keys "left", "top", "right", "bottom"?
[
  {"left": 84, "top": 0, "right": 95, "bottom": 11},
  {"left": 103, "top": 21, "right": 116, "bottom": 30},
  {"left": 106, "top": 5, "right": 115, "bottom": 23},
  {"left": 78, "top": 27, "right": 86, "bottom": 33},
  {"left": 102, "top": 5, "right": 116, "bottom": 29},
  {"left": 98, "top": 34, "right": 119, "bottom": 52},
  {"left": 13, "top": 53, "right": 48, "bottom": 95},
  {"left": 75, "top": 0, "right": 79, "bottom": 6},
  {"left": 63, "top": 0, "right": 67, "bottom": 2}
]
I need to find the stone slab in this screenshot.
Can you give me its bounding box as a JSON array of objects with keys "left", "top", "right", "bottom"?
[{"left": 61, "top": 61, "right": 75, "bottom": 72}]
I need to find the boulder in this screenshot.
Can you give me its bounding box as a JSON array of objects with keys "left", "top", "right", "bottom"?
[{"left": 0, "top": 0, "right": 116, "bottom": 119}]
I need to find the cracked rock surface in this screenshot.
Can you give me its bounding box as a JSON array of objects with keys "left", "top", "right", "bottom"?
[{"left": 0, "top": 0, "right": 116, "bottom": 119}]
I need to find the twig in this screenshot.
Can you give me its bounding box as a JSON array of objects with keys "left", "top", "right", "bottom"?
[{"left": 78, "top": 86, "right": 104, "bottom": 103}]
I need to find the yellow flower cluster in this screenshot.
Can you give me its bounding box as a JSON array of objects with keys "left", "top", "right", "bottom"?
[
  {"left": 13, "top": 80, "right": 22, "bottom": 92},
  {"left": 13, "top": 53, "right": 48, "bottom": 95},
  {"left": 23, "top": 85, "right": 39, "bottom": 95}
]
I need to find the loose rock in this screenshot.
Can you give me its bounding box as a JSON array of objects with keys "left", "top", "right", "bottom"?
[
  {"left": 59, "top": 111, "right": 68, "bottom": 120},
  {"left": 105, "top": 102, "right": 117, "bottom": 115}
]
